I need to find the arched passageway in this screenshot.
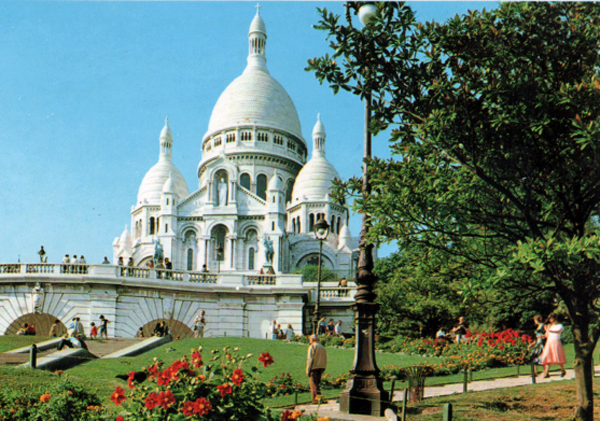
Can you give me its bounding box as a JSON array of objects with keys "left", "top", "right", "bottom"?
[
  {"left": 140, "top": 319, "right": 194, "bottom": 339},
  {"left": 5, "top": 313, "right": 67, "bottom": 336}
]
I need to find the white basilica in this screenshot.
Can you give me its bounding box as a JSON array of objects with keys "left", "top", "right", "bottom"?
[{"left": 112, "top": 9, "right": 358, "bottom": 277}]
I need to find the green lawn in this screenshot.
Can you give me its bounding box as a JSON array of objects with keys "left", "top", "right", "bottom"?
[
  {"left": 0, "top": 335, "right": 50, "bottom": 353},
  {"left": 0, "top": 336, "right": 581, "bottom": 409}
]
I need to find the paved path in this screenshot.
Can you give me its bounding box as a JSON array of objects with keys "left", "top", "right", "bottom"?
[{"left": 295, "top": 368, "right": 579, "bottom": 421}]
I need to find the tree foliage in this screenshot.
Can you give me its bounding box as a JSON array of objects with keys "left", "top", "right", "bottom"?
[{"left": 308, "top": 3, "right": 600, "bottom": 419}]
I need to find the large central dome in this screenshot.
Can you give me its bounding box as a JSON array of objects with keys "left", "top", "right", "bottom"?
[
  {"left": 202, "top": 10, "right": 303, "bottom": 142},
  {"left": 204, "top": 70, "right": 303, "bottom": 141}
]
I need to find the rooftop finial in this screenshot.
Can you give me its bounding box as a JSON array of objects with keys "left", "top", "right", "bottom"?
[
  {"left": 317, "top": 112, "right": 321, "bottom": 122},
  {"left": 165, "top": 116, "right": 169, "bottom": 126},
  {"left": 255, "top": 3, "right": 261, "bottom": 16}
]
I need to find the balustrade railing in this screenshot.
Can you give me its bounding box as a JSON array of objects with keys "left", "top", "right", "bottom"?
[
  {"left": 0, "top": 263, "right": 356, "bottom": 301},
  {"left": 320, "top": 287, "right": 352, "bottom": 298},
  {"left": 189, "top": 273, "right": 218, "bottom": 283},
  {"left": 247, "top": 275, "right": 277, "bottom": 285}
]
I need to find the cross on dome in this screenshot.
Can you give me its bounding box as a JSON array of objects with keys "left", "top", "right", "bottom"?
[{"left": 255, "top": 3, "right": 261, "bottom": 15}]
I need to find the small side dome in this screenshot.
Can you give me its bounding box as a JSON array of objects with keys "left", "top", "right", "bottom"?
[
  {"left": 120, "top": 226, "right": 132, "bottom": 249},
  {"left": 338, "top": 223, "right": 353, "bottom": 250},
  {"left": 268, "top": 170, "right": 283, "bottom": 191},
  {"left": 162, "top": 173, "right": 177, "bottom": 194}
]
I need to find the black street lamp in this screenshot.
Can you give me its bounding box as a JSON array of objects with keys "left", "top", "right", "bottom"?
[
  {"left": 340, "top": 3, "right": 389, "bottom": 416},
  {"left": 216, "top": 244, "right": 224, "bottom": 274},
  {"left": 312, "top": 215, "right": 330, "bottom": 335}
]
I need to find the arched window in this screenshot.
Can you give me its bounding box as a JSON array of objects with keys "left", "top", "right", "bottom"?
[
  {"left": 157, "top": 217, "right": 160, "bottom": 233},
  {"left": 297, "top": 217, "right": 301, "bottom": 233},
  {"left": 248, "top": 248, "right": 255, "bottom": 270},
  {"left": 331, "top": 216, "right": 335, "bottom": 232},
  {"left": 240, "top": 173, "right": 251, "bottom": 190},
  {"left": 257, "top": 174, "right": 267, "bottom": 200},
  {"left": 187, "top": 248, "right": 194, "bottom": 271},
  {"left": 337, "top": 218, "right": 341, "bottom": 235},
  {"left": 309, "top": 214, "right": 315, "bottom": 232},
  {"left": 292, "top": 218, "right": 296, "bottom": 234},
  {"left": 149, "top": 217, "right": 155, "bottom": 235}
]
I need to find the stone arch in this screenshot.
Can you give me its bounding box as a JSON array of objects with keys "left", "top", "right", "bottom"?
[
  {"left": 295, "top": 252, "right": 335, "bottom": 271},
  {"left": 140, "top": 318, "right": 194, "bottom": 339},
  {"left": 5, "top": 312, "right": 67, "bottom": 336}
]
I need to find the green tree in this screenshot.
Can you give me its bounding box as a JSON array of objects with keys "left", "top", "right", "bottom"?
[{"left": 308, "top": 3, "right": 600, "bottom": 419}]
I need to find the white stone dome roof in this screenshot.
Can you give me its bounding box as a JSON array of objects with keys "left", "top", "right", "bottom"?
[
  {"left": 138, "top": 120, "right": 189, "bottom": 204},
  {"left": 292, "top": 155, "right": 339, "bottom": 202},
  {"left": 292, "top": 114, "right": 339, "bottom": 202},
  {"left": 204, "top": 70, "right": 303, "bottom": 141},
  {"left": 162, "top": 173, "right": 177, "bottom": 194},
  {"left": 138, "top": 160, "right": 189, "bottom": 204}
]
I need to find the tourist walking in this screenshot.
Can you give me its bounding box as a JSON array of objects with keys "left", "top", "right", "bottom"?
[
  {"left": 98, "top": 315, "right": 110, "bottom": 339},
  {"left": 306, "top": 335, "right": 327, "bottom": 403},
  {"left": 317, "top": 316, "right": 327, "bottom": 336},
  {"left": 540, "top": 313, "right": 567, "bottom": 378},
  {"left": 334, "top": 320, "right": 343, "bottom": 338},
  {"left": 194, "top": 311, "right": 206, "bottom": 338}
]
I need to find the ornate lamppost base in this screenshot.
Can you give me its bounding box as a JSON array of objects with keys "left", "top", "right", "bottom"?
[
  {"left": 339, "top": 375, "right": 389, "bottom": 416},
  {"left": 339, "top": 301, "right": 389, "bottom": 416}
]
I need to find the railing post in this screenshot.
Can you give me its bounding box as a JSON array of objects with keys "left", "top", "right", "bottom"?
[
  {"left": 443, "top": 403, "right": 452, "bottom": 421},
  {"left": 29, "top": 344, "right": 37, "bottom": 369},
  {"left": 462, "top": 370, "right": 468, "bottom": 393},
  {"left": 401, "top": 389, "right": 408, "bottom": 421},
  {"left": 531, "top": 363, "right": 536, "bottom": 384}
]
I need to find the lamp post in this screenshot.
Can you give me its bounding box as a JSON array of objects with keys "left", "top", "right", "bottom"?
[
  {"left": 216, "top": 244, "right": 223, "bottom": 274},
  {"left": 340, "top": 3, "right": 389, "bottom": 416},
  {"left": 312, "top": 216, "right": 330, "bottom": 335}
]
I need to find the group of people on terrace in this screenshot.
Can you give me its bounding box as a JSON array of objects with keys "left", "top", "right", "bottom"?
[
  {"left": 60, "top": 254, "right": 88, "bottom": 274},
  {"left": 316, "top": 316, "right": 344, "bottom": 337}
]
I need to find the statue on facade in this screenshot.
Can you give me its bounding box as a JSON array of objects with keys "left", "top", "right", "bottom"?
[
  {"left": 152, "top": 238, "right": 164, "bottom": 266},
  {"left": 32, "top": 283, "right": 44, "bottom": 314},
  {"left": 263, "top": 236, "right": 274, "bottom": 264},
  {"left": 218, "top": 178, "right": 228, "bottom": 206}
]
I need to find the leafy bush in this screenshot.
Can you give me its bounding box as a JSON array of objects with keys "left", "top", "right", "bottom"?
[{"left": 0, "top": 375, "right": 105, "bottom": 421}]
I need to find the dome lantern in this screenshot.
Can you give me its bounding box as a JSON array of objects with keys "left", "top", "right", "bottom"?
[{"left": 247, "top": 4, "right": 268, "bottom": 72}]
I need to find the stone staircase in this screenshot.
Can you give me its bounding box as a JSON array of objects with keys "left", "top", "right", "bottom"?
[
  {"left": 0, "top": 337, "right": 146, "bottom": 365},
  {"left": 84, "top": 338, "right": 144, "bottom": 358}
]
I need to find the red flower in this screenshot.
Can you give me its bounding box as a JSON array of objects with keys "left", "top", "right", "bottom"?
[
  {"left": 498, "top": 345, "right": 505, "bottom": 350},
  {"left": 217, "top": 383, "right": 233, "bottom": 397},
  {"left": 258, "top": 352, "right": 274, "bottom": 367},
  {"left": 116, "top": 417, "right": 124, "bottom": 421},
  {"left": 194, "top": 397, "right": 212, "bottom": 416},
  {"left": 145, "top": 392, "right": 158, "bottom": 410},
  {"left": 282, "top": 410, "right": 293, "bottom": 421},
  {"left": 182, "top": 401, "right": 196, "bottom": 416},
  {"left": 40, "top": 394, "right": 51, "bottom": 403},
  {"left": 110, "top": 386, "right": 126, "bottom": 406},
  {"left": 127, "top": 371, "right": 136, "bottom": 389},
  {"left": 191, "top": 350, "right": 204, "bottom": 368},
  {"left": 157, "top": 390, "right": 176, "bottom": 410},
  {"left": 231, "top": 369, "right": 245, "bottom": 385}
]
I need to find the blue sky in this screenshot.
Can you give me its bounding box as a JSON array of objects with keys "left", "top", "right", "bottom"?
[{"left": 0, "top": 1, "right": 493, "bottom": 264}]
